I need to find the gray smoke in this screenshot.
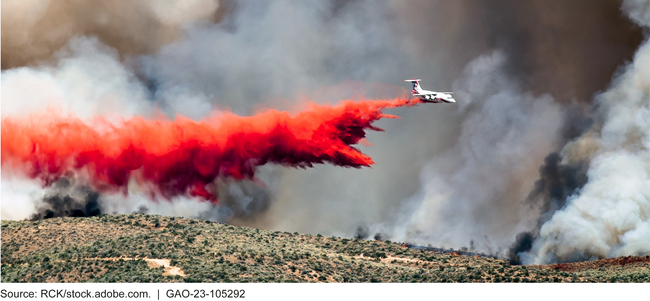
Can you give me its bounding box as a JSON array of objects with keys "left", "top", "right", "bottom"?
[
  {"left": 521, "top": 0, "right": 650, "bottom": 264},
  {"left": 378, "top": 51, "right": 563, "bottom": 251},
  {"left": 1, "top": 0, "right": 220, "bottom": 69}
]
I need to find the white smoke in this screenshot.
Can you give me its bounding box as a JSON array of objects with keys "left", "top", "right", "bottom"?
[
  {"left": 0, "top": 177, "right": 43, "bottom": 220},
  {"left": 523, "top": 0, "right": 650, "bottom": 264},
  {"left": 380, "top": 51, "right": 563, "bottom": 252},
  {"left": 1, "top": 37, "right": 152, "bottom": 119},
  {"left": 0, "top": 37, "right": 225, "bottom": 221}
]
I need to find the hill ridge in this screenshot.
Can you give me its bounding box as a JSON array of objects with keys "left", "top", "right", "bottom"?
[{"left": 2, "top": 214, "right": 649, "bottom": 283}]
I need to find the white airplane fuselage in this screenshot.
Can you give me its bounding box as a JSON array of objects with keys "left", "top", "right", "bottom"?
[
  {"left": 404, "top": 79, "right": 456, "bottom": 103},
  {"left": 414, "top": 89, "right": 455, "bottom": 103}
]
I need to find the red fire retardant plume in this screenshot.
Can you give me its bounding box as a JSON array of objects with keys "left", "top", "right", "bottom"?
[{"left": 2, "top": 98, "right": 421, "bottom": 202}]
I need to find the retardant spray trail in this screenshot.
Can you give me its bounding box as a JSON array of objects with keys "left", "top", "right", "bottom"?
[{"left": 2, "top": 98, "right": 420, "bottom": 202}]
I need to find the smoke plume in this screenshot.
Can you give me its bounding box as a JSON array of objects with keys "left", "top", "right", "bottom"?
[
  {"left": 381, "top": 51, "right": 563, "bottom": 252},
  {"left": 507, "top": 153, "right": 590, "bottom": 264},
  {"left": 519, "top": 0, "right": 650, "bottom": 263},
  {"left": 1, "top": 0, "right": 220, "bottom": 69}
]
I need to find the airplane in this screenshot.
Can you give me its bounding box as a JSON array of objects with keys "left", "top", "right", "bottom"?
[{"left": 404, "top": 79, "right": 455, "bottom": 103}]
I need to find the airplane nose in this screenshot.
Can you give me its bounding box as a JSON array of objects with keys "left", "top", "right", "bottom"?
[{"left": 448, "top": 98, "right": 456, "bottom": 103}]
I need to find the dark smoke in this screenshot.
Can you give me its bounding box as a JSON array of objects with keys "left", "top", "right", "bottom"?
[
  {"left": 217, "top": 179, "right": 274, "bottom": 222},
  {"left": 29, "top": 178, "right": 102, "bottom": 220},
  {"left": 135, "top": 205, "right": 149, "bottom": 214},
  {"left": 398, "top": 0, "right": 643, "bottom": 103},
  {"left": 528, "top": 153, "right": 590, "bottom": 216},
  {"left": 508, "top": 153, "right": 590, "bottom": 264},
  {"left": 354, "top": 225, "right": 369, "bottom": 240},
  {"left": 373, "top": 232, "right": 390, "bottom": 241},
  {"left": 509, "top": 232, "right": 535, "bottom": 264}
]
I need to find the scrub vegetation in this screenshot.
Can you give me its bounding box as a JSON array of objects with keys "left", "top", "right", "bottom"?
[{"left": 2, "top": 215, "right": 648, "bottom": 283}]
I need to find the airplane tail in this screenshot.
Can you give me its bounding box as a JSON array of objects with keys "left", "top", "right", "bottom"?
[{"left": 404, "top": 79, "right": 423, "bottom": 94}]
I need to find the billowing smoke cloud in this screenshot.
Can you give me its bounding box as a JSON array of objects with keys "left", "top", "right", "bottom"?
[
  {"left": 520, "top": 0, "right": 650, "bottom": 264},
  {"left": 375, "top": 51, "right": 563, "bottom": 253},
  {"left": 1, "top": 0, "right": 220, "bottom": 69},
  {"left": 1, "top": 37, "right": 153, "bottom": 120},
  {"left": 227, "top": 0, "right": 642, "bottom": 239},
  {"left": 2, "top": 0, "right": 647, "bottom": 264},
  {"left": 507, "top": 153, "right": 590, "bottom": 263}
]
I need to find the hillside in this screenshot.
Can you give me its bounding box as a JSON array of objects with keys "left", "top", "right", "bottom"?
[{"left": 2, "top": 214, "right": 649, "bottom": 283}]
